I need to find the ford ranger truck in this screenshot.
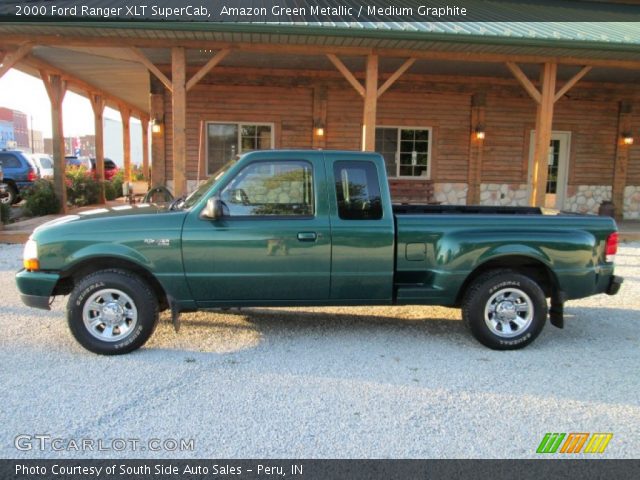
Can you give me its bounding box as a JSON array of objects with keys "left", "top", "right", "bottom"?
[{"left": 16, "top": 150, "right": 623, "bottom": 354}]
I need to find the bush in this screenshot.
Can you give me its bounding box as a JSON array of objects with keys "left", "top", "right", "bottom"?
[
  {"left": 0, "top": 201, "right": 10, "bottom": 224},
  {"left": 104, "top": 181, "right": 117, "bottom": 201},
  {"left": 23, "top": 179, "right": 60, "bottom": 217},
  {"left": 66, "top": 166, "right": 101, "bottom": 207},
  {"left": 111, "top": 170, "right": 125, "bottom": 199}
]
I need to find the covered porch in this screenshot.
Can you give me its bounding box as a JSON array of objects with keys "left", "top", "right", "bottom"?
[{"left": 1, "top": 20, "right": 639, "bottom": 218}]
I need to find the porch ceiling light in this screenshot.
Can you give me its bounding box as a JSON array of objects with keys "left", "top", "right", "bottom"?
[
  {"left": 622, "top": 132, "right": 634, "bottom": 145},
  {"left": 152, "top": 117, "right": 163, "bottom": 134}
]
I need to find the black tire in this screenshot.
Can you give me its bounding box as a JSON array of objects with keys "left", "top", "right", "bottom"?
[
  {"left": 67, "top": 269, "right": 159, "bottom": 355},
  {"left": 0, "top": 183, "right": 17, "bottom": 205},
  {"left": 462, "top": 269, "right": 547, "bottom": 350}
]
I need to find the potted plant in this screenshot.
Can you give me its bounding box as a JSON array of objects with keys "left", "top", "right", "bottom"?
[{"left": 130, "top": 166, "right": 149, "bottom": 197}]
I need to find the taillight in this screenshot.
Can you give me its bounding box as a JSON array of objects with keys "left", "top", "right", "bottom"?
[
  {"left": 605, "top": 232, "right": 618, "bottom": 263},
  {"left": 27, "top": 168, "right": 38, "bottom": 182}
]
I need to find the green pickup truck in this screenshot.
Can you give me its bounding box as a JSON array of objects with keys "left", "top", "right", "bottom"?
[{"left": 17, "top": 150, "right": 622, "bottom": 354}]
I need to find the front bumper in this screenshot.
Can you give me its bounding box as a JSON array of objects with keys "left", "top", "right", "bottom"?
[
  {"left": 15, "top": 269, "right": 60, "bottom": 310},
  {"left": 606, "top": 275, "right": 623, "bottom": 296}
]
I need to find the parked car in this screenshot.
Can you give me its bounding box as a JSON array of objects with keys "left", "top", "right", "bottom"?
[
  {"left": 88, "top": 157, "right": 119, "bottom": 181},
  {"left": 0, "top": 150, "right": 39, "bottom": 204},
  {"left": 30, "top": 153, "right": 54, "bottom": 178},
  {"left": 17, "top": 150, "right": 622, "bottom": 355}
]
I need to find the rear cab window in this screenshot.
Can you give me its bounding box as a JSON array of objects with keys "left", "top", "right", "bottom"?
[{"left": 333, "top": 161, "right": 383, "bottom": 220}]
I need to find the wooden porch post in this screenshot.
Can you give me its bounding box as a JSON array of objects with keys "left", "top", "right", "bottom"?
[
  {"left": 119, "top": 106, "right": 131, "bottom": 181},
  {"left": 141, "top": 116, "right": 150, "bottom": 180},
  {"left": 467, "top": 94, "right": 486, "bottom": 205},
  {"left": 530, "top": 63, "right": 557, "bottom": 207},
  {"left": 172, "top": 47, "right": 187, "bottom": 197},
  {"left": 40, "top": 71, "right": 67, "bottom": 212},
  {"left": 612, "top": 101, "right": 632, "bottom": 220},
  {"left": 89, "top": 93, "right": 106, "bottom": 204},
  {"left": 362, "top": 54, "right": 378, "bottom": 151}
]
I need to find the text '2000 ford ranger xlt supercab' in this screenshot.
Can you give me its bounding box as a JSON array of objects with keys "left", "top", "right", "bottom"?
[{"left": 16, "top": 150, "right": 623, "bottom": 354}]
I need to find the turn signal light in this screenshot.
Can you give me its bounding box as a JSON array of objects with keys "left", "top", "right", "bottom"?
[
  {"left": 605, "top": 232, "right": 618, "bottom": 263},
  {"left": 24, "top": 258, "right": 39, "bottom": 271}
]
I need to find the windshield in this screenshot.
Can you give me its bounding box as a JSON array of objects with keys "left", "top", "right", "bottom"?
[{"left": 182, "top": 159, "right": 236, "bottom": 209}]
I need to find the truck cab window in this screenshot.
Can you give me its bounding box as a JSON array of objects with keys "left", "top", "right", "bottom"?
[
  {"left": 334, "top": 161, "right": 383, "bottom": 220},
  {"left": 220, "top": 161, "right": 314, "bottom": 217}
]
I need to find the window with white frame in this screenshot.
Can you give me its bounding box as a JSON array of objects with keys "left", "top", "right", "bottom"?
[
  {"left": 207, "top": 122, "right": 273, "bottom": 175},
  {"left": 375, "top": 127, "right": 431, "bottom": 178}
]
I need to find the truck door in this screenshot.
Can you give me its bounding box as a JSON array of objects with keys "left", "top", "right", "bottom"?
[
  {"left": 182, "top": 152, "right": 331, "bottom": 305},
  {"left": 328, "top": 155, "right": 395, "bottom": 302}
]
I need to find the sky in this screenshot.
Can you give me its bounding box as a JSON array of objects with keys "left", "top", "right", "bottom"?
[{"left": 0, "top": 69, "right": 138, "bottom": 138}]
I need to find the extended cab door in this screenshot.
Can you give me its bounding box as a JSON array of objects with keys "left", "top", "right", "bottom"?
[
  {"left": 181, "top": 151, "right": 331, "bottom": 305},
  {"left": 327, "top": 153, "right": 395, "bottom": 302}
]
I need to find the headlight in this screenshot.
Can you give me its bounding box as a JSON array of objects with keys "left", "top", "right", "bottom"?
[{"left": 23, "top": 239, "right": 39, "bottom": 271}]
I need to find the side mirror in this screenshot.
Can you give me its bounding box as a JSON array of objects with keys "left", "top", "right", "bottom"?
[{"left": 201, "top": 197, "right": 222, "bottom": 220}]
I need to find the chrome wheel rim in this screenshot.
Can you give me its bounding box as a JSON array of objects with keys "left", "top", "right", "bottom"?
[
  {"left": 82, "top": 288, "right": 138, "bottom": 342},
  {"left": 484, "top": 287, "right": 534, "bottom": 338}
]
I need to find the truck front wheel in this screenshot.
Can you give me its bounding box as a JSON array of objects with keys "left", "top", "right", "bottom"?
[
  {"left": 462, "top": 270, "right": 547, "bottom": 350},
  {"left": 67, "top": 269, "right": 159, "bottom": 355}
]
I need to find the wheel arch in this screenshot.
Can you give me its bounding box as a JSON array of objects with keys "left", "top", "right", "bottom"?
[
  {"left": 54, "top": 256, "right": 169, "bottom": 311},
  {"left": 454, "top": 254, "right": 560, "bottom": 307}
]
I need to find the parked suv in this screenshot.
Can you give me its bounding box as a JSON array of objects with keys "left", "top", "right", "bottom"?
[{"left": 0, "top": 150, "right": 39, "bottom": 205}]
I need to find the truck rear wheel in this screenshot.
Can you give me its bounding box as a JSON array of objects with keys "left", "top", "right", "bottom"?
[
  {"left": 462, "top": 269, "right": 547, "bottom": 350},
  {"left": 67, "top": 269, "right": 159, "bottom": 355}
]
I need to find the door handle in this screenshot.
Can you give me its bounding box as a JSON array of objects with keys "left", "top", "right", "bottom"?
[{"left": 297, "top": 232, "right": 317, "bottom": 242}]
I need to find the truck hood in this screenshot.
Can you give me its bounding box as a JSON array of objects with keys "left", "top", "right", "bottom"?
[{"left": 33, "top": 203, "right": 171, "bottom": 234}]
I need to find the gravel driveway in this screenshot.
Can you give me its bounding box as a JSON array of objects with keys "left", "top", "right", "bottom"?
[{"left": 1, "top": 242, "right": 638, "bottom": 459}]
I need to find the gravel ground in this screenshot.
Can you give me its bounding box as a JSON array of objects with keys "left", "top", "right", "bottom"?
[{"left": 1, "top": 242, "right": 638, "bottom": 459}]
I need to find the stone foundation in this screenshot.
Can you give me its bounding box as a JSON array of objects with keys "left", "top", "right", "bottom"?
[
  {"left": 479, "top": 184, "right": 528, "bottom": 206},
  {"left": 433, "top": 183, "right": 468, "bottom": 205},
  {"left": 563, "top": 185, "right": 611, "bottom": 214},
  {"left": 624, "top": 185, "right": 640, "bottom": 219}
]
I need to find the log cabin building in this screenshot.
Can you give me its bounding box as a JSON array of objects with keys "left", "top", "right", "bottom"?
[{"left": 1, "top": 13, "right": 639, "bottom": 218}]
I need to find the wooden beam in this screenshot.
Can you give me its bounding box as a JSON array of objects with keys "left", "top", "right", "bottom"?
[
  {"left": 554, "top": 66, "right": 592, "bottom": 103},
  {"left": 5, "top": 34, "right": 640, "bottom": 70},
  {"left": 467, "top": 94, "right": 486, "bottom": 205},
  {"left": 326, "top": 53, "right": 365, "bottom": 97},
  {"left": 21, "top": 54, "right": 146, "bottom": 119},
  {"left": 0, "top": 43, "right": 32, "bottom": 78},
  {"left": 89, "top": 93, "right": 106, "bottom": 204},
  {"left": 530, "top": 63, "right": 557, "bottom": 207},
  {"left": 377, "top": 58, "right": 416, "bottom": 98},
  {"left": 186, "top": 48, "right": 230, "bottom": 91},
  {"left": 40, "top": 72, "right": 67, "bottom": 213},
  {"left": 141, "top": 117, "right": 150, "bottom": 181},
  {"left": 612, "top": 101, "right": 632, "bottom": 220},
  {"left": 505, "top": 62, "right": 541, "bottom": 104},
  {"left": 362, "top": 54, "right": 378, "bottom": 151},
  {"left": 172, "top": 47, "right": 187, "bottom": 197},
  {"left": 129, "top": 47, "right": 173, "bottom": 92},
  {"left": 120, "top": 106, "right": 131, "bottom": 181}
]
